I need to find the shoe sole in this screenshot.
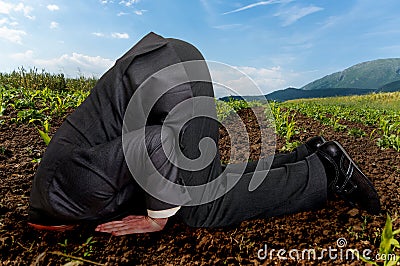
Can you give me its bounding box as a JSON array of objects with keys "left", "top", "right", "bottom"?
[{"left": 28, "top": 222, "right": 76, "bottom": 232}]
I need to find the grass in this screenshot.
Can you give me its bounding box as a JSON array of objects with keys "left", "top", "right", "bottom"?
[
  {"left": 287, "top": 91, "right": 400, "bottom": 111},
  {"left": 0, "top": 67, "right": 97, "bottom": 91},
  {"left": 0, "top": 68, "right": 93, "bottom": 148}
]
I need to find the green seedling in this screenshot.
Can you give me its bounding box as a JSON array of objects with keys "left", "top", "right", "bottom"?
[
  {"left": 227, "top": 97, "right": 249, "bottom": 111},
  {"left": 351, "top": 214, "right": 400, "bottom": 265},
  {"left": 284, "top": 112, "right": 297, "bottom": 141},
  {"left": 0, "top": 88, "right": 5, "bottom": 116},
  {"left": 74, "top": 236, "right": 97, "bottom": 258},
  {"left": 37, "top": 120, "right": 51, "bottom": 146},
  {"left": 332, "top": 117, "right": 347, "bottom": 132},
  {"left": 0, "top": 146, "right": 6, "bottom": 155},
  {"left": 281, "top": 140, "right": 301, "bottom": 152},
  {"left": 216, "top": 100, "right": 234, "bottom": 122},
  {"left": 348, "top": 127, "right": 366, "bottom": 138},
  {"left": 58, "top": 239, "right": 69, "bottom": 254}
]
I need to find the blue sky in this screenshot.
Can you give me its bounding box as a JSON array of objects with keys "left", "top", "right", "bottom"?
[{"left": 1, "top": 0, "right": 399, "bottom": 95}]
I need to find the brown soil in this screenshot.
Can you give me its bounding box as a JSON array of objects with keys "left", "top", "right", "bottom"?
[{"left": 0, "top": 107, "right": 399, "bottom": 265}]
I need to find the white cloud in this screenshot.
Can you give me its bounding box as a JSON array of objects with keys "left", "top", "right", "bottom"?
[
  {"left": 14, "top": 3, "right": 35, "bottom": 19},
  {"left": 0, "top": 2, "right": 28, "bottom": 43},
  {"left": 9, "top": 49, "right": 34, "bottom": 60},
  {"left": 92, "top": 32, "right": 105, "bottom": 37},
  {"left": 223, "top": 0, "right": 291, "bottom": 15},
  {"left": 10, "top": 50, "right": 115, "bottom": 77},
  {"left": 111, "top": 32, "right": 129, "bottom": 39},
  {"left": 0, "top": 25, "right": 26, "bottom": 43},
  {"left": 0, "top": 17, "right": 17, "bottom": 26},
  {"left": 274, "top": 5, "right": 323, "bottom": 26},
  {"left": 119, "top": 0, "right": 139, "bottom": 7},
  {"left": 0, "top": 1, "right": 13, "bottom": 14},
  {"left": 92, "top": 32, "right": 130, "bottom": 39},
  {"left": 50, "top": 21, "right": 59, "bottom": 29},
  {"left": 134, "top": 9, "right": 146, "bottom": 15},
  {"left": 0, "top": 17, "right": 7, "bottom": 25},
  {"left": 47, "top": 4, "right": 60, "bottom": 11},
  {"left": 100, "top": 0, "right": 114, "bottom": 4},
  {"left": 116, "top": 10, "right": 145, "bottom": 16},
  {"left": 209, "top": 63, "right": 296, "bottom": 97},
  {"left": 0, "top": 1, "right": 35, "bottom": 19},
  {"left": 236, "top": 66, "right": 288, "bottom": 93}
]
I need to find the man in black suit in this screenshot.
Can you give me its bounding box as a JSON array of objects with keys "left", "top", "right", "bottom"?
[{"left": 28, "top": 32, "right": 380, "bottom": 235}]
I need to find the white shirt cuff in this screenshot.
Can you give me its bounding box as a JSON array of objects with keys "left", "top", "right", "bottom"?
[{"left": 147, "top": 206, "right": 181, "bottom": 219}]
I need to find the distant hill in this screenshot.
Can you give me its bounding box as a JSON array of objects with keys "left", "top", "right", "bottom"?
[
  {"left": 219, "top": 58, "right": 400, "bottom": 102},
  {"left": 380, "top": 80, "right": 400, "bottom": 92},
  {"left": 263, "top": 87, "right": 376, "bottom": 102},
  {"left": 301, "top": 58, "right": 400, "bottom": 91},
  {"left": 220, "top": 88, "right": 376, "bottom": 102}
]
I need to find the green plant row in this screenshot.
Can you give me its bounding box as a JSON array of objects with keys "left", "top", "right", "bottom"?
[
  {"left": 281, "top": 99, "right": 400, "bottom": 152},
  {"left": 288, "top": 91, "right": 400, "bottom": 112},
  {"left": 1, "top": 84, "right": 90, "bottom": 146},
  {"left": 0, "top": 67, "right": 97, "bottom": 92},
  {"left": 215, "top": 98, "right": 263, "bottom": 122},
  {"left": 266, "top": 101, "right": 300, "bottom": 151},
  {"left": 215, "top": 98, "right": 301, "bottom": 151},
  {"left": 1, "top": 86, "right": 89, "bottom": 123}
]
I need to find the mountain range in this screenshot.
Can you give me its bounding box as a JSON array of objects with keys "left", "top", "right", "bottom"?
[{"left": 220, "top": 58, "right": 400, "bottom": 102}]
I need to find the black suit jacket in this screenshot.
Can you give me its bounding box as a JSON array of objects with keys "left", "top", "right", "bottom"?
[{"left": 29, "top": 32, "right": 194, "bottom": 223}]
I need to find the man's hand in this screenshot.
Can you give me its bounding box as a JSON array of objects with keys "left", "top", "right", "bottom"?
[{"left": 95, "top": 215, "right": 168, "bottom": 236}]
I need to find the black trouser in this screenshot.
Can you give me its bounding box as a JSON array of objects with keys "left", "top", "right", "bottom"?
[{"left": 29, "top": 36, "right": 327, "bottom": 227}]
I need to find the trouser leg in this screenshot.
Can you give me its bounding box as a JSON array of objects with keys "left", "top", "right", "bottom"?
[
  {"left": 179, "top": 152, "right": 328, "bottom": 228},
  {"left": 270, "top": 144, "right": 311, "bottom": 167},
  {"left": 223, "top": 143, "right": 312, "bottom": 174}
]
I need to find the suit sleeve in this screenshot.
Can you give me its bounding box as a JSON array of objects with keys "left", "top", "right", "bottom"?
[{"left": 122, "top": 41, "right": 194, "bottom": 213}]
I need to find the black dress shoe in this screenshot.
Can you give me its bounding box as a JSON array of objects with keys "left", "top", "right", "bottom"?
[
  {"left": 316, "top": 141, "right": 381, "bottom": 214},
  {"left": 305, "top": 136, "right": 326, "bottom": 153}
]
